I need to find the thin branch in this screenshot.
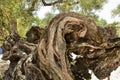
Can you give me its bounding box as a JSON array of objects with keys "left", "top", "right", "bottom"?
[
  {"left": 29, "top": 0, "right": 38, "bottom": 11},
  {"left": 41, "top": 0, "right": 63, "bottom": 6},
  {"left": 75, "top": 43, "right": 102, "bottom": 49}
]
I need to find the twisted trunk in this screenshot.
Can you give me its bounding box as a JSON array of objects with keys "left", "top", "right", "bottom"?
[{"left": 1, "top": 12, "right": 120, "bottom": 80}]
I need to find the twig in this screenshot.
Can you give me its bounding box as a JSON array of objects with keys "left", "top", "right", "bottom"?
[{"left": 41, "top": 0, "right": 63, "bottom": 6}]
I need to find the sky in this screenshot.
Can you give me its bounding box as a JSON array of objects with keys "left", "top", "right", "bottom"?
[
  {"left": 37, "top": 0, "right": 120, "bottom": 24},
  {"left": 95, "top": 0, "right": 120, "bottom": 23}
]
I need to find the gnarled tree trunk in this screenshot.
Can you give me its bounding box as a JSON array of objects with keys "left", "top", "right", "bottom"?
[{"left": 1, "top": 12, "right": 120, "bottom": 80}]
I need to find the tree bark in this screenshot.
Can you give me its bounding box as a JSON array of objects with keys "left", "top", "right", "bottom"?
[{"left": 1, "top": 12, "right": 120, "bottom": 80}]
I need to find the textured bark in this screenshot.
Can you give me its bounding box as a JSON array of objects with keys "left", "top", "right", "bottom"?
[
  {"left": 0, "top": 60, "right": 9, "bottom": 80},
  {"left": 1, "top": 12, "right": 120, "bottom": 80}
]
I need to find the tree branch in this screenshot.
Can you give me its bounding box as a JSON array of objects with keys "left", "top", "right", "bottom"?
[{"left": 41, "top": 0, "right": 63, "bottom": 6}]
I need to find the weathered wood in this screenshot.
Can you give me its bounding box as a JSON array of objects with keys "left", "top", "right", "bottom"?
[
  {"left": 0, "top": 60, "right": 9, "bottom": 80},
  {"left": 1, "top": 12, "right": 120, "bottom": 80}
]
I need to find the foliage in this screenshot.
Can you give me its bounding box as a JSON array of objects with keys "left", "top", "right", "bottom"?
[
  {"left": 41, "top": 12, "right": 55, "bottom": 27},
  {"left": 0, "top": 0, "right": 41, "bottom": 40},
  {"left": 92, "top": 15, "right": 107, "bottom": 26},
  {"left": 52, "top": 0, "right": 107, "bottom": 14},
  {"left": 112, "top": 4, "right": 120, "bottom": 17},
  {"left": 112, "top": 4, "right": 120, "bottom": 36},
  {"left": 78, "top": 0, "right": 107, "bottom": 15},
  {"left": 50, "top": 0, "right": 108, "bottom": 26}
]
